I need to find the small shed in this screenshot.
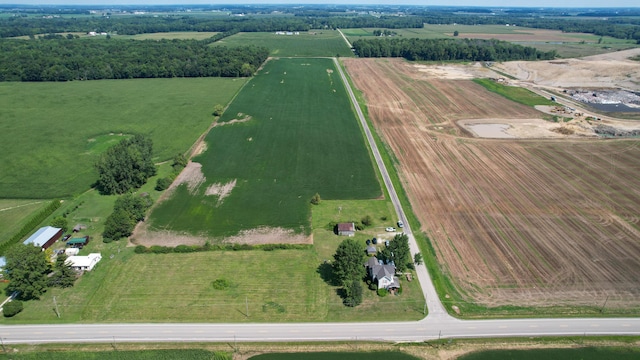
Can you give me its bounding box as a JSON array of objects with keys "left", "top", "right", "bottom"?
[
  {"left": 337, "top": 222, "right": 356, "bottom": 237},
  {"left": 66, "top": 236, "right": 90, "bottom": 248},
  {"left": 366, "top": 245, "right": 377, "bottom": 256},
  {"left": 64, "top": 248, "right": 80, "bottom": 256},
  {"left": 72, "top": 224, "right": 87, "bottom": 232},
  {"left": 23, "top": 226, "right": 63, "bottom": 250}
]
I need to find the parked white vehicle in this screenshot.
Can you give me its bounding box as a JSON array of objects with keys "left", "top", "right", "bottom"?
[{"left": 385, "top": 227, "right": 396, "bottom": 232}]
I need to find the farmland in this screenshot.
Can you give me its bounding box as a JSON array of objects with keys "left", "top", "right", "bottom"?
[
  {"left": 343, "top": 58, "right": 640, "bottom": 314},
  {"left": 342, "top": 25, "right": 638, "bottom": 58},
  {"left": 214, "top": 31, "right": 353, "bottom": 57},
  {"left": 0, "top": 199, "right": 48, "bottom": 245},
  {"left": 0, "top": 77, "right": 247, "bottom": 198},
  {"left": 145, "top": 57, "right": 381, "bottom": 241}
]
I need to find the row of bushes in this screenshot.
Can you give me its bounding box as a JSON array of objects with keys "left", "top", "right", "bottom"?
[
  {"left": 155, "top": 154, "right": 188, "bottom": 191},
  {"left": 0, "top": 200, "right": 60, "bottom": 256},
  {"left": 134, "top": 242, "right": 311, "bottom": 254}
]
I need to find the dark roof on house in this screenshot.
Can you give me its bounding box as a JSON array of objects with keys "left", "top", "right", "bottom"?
[
  {"left": 337, "top": 222, "right": 355, "bottom": 232},
  {"left": 367, "top": 256, "right": 396, "bottom": 281},
  {"left": 366, "top": 245, "right": 377, "bottom": 254}
]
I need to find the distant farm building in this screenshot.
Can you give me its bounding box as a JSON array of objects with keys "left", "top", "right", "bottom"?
[
  {"left": 337, "top": 222, "right": 356, "bottom": 236},
  {"left": 66, "top": 253, "right": 102, "bottom": 272},
  {"left": 23, "top": 226, "right": 63, "bottom": 250}
]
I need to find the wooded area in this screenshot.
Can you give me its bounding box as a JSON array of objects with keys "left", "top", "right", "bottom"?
[
  {"left": 352, "top": 38, "right": 557, "bottom": 61},
  {"left": 0, "top": 37, "right": 269, "bottom": 81}
]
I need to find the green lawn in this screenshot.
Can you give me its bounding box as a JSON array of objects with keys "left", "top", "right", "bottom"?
[
  {"left": 3, "top": 195, "right": 424, "bottom": 323},
  {"left": 0, "top": 349, "right": 228, "bottom": 360},
  {"left": 0, "top": 77, "right": 247, "bottom": 198},
  {"left": 0, "top": 199, "right": 48, "bottom": 243},
  {"left": 148, "top": 58, "right": 381, "bottom": 237},
  {"left": 214, "top": 31, "right": 354, "bottom": 57}
]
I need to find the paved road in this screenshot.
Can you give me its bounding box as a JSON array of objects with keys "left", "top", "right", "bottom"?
[
  {"left": 2, "top": 318, "right": 639, "bottom": 344},
  {"left": 1, "top": 59, "right": 638, "bottom": 345}
]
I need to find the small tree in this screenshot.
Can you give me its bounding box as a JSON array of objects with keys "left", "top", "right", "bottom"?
[
  {"left": 3, "top": 300, "right": 23, "bottom": 317},
  {"left": 50, "top": 216, "right": 68, "bottom": 233},
  {"left": 414, "top": 252, "right": 424, "bottom": 266},
  {"left": 453, "top": 30, "right": 459, "bottom": 37},
  {"left": 361, "top": 215, "right": 372, "bottom": 227},
  {"left": 102, "top": 208, "right": 135, "bottom": 242},
  {"left": 310, "top": 193, "right": 321, "bottom": 205},
  {"left": 155, "top": 177, "right": 172, "bottom": 191},
  {"left": 343, "top": 279, "right": 363, "bottom": 307},
  {"left": 212, "top": 104, "right": 225, "bottom": 117}
]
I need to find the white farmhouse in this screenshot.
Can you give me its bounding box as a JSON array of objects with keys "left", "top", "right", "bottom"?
[{"left": 66, "top": 253, "right": 102, "bottom": 272}]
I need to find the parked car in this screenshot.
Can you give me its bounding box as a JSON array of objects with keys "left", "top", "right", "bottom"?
[
  {"left": 385, "top": 227, "right": 396, "bottom": 232},
  {"left": 397, "top": 220, "right": 404, "bottom": 228}
]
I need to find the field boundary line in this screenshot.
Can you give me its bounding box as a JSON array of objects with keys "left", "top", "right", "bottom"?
[{"left": 0, "top": 201, "right": 45, "bottom": 212}]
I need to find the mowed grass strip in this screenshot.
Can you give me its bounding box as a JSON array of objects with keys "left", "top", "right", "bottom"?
[
  {"left": 473, "top": 78, "right": 556, "bottom": 107},
  {"left": 214, "top": 31, "right": 353, "bottom": 57},
  {"left": 149, "top": 58, "right": 381, "bottom": 236},
  {"left": 0, "top": 77, "right": 247, "bottom": 198}
]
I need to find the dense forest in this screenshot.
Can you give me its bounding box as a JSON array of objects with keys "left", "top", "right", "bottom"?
[
  {"left": 352, "top": 38, "right": 557, "bottom": 61},
  {"left": 0, "top": 37, "right": 269, "bottom": 81}
]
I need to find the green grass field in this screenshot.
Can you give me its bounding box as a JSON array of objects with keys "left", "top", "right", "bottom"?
[
  {"left": 3, "top": 195, "right": 424, "bottom": 324},
  {"left": 120, "top": 31, "right": 219, "bottom": 40},
  {"left": 214, "top": 31, "right": 354, "bottom": 57},
  {"left": 0, "top": 349, "right": 228, "bottom": 360},
  {"left": 0, "top": 199, "right": 48, "bottom": 243},
  {"left": 473, "top": 79, "right": 556, "bottom": 107},
  {"left": 148, "top": 58, "right": 381, "bottom": 237},
  {"left": 458, "top": 346, "right": 640, "bottom": 360},
  {"left": 0, "top": 77, "right": 247, "bottom": 199}
]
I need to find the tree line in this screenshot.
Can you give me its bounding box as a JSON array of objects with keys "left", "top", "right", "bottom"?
[
  {"left": 1, "top": 11, "right": 638, "bottom": 42},
  {"left": 0, "top": 37, "right": 269, "bottom": 81},
  {"left": 352, "top": 38, "right": 557, "bottom": 61}
]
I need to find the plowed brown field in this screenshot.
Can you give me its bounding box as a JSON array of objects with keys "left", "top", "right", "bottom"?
[{"left": 344, "top": 58, "right": 640, "bottom": 310}]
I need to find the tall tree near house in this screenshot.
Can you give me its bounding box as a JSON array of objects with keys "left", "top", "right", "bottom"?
[
  {"left": 4, "top": 244, "right": 51, "bottom": 300},
  {"left": 332, "top": 238, "right": 365, "bottom": 286},
  {"left": 378, "top": 233, "right": 411, "bottom": 272},
  {"left": 48, "top": 254, "right": 76, "bottom": 288}
]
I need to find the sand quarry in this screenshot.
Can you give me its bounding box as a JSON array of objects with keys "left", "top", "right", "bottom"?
[{"left": 343, "top": 53, "right": 640, "bottom": 311}]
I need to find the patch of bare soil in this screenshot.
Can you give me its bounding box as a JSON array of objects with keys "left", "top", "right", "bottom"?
[
  {"left": 169, "top": 161, "right": 205, "bottom": 195},
  {"left": 494, "top": 48, "right": 640, "bottom": 91},
  {"left": 344, "top": 57, "right": 640, "bottom": 310},
  {"left": 213, "top": 113, "right": 252, "bottom": 127},
  {"left": 131, "top": 225, "right": 311, "bottom": 247},
  {"left": 204, "top": 179, "right": 237, "bottom": 206},
  {"left": 222, "top": 227, "right": 311, "bottom": 245},
  {"left": 457, "top": 29, "right": 587, "bottom": 43}
]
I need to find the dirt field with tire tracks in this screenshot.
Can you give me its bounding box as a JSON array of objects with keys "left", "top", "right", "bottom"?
[{"left": 344, "top": 58, "right": 640, "bottom": 310}]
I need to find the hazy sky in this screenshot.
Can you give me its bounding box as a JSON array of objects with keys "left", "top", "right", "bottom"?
[{"left": 0, "top": 1, "right": 638, "bottom": 8}]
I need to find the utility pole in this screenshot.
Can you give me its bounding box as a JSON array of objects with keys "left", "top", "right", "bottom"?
[
  {"left": 1, "top": 337, "right": 6, "bottom": 353},
  {"left": 245, "top": 296, "right": 249, "bottom": 318},
  {"left": 600, "top": 295, "right": 610, "bottom": 313},
  {"left": 53, "top": 296, "right": 60, "bottom": 318}
]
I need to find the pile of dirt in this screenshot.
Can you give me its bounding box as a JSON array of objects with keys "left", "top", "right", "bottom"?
[
  {"left": 569, "top": 89, "right": 640, "bottom": 106},
  {"left": 594, "top": 124, "right": 640, "bottom": 137}
]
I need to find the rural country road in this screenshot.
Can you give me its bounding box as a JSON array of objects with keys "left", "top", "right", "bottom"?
[{"left": 0, "top": 59, "right": 638, "bottom": 345}]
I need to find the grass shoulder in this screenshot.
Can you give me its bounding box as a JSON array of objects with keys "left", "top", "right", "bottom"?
[{"left": 473, "top": 78, "right": 556, "bottom": 107}]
